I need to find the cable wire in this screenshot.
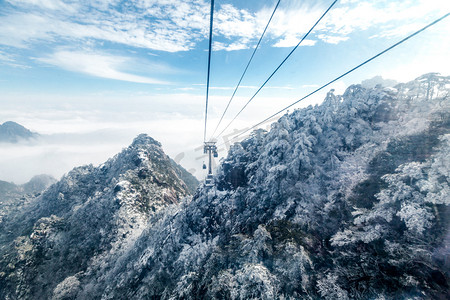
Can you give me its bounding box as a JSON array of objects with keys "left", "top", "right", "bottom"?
[
  {"left": 213, "top": 0, "right": 339, "bottom": 140},
  {"left": 203, "top": 0, "right": 215, "bottom": 143},
  {"left": 218, "top": 12, "right": 450, "bottom": 147},
  {"left": 210, "top": 0, "right": 282, "bottom": 139}
]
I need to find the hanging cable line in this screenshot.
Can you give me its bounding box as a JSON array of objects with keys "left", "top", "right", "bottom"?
[
  {"left": 210, "top": 0, "right": 282, "bottom": 139},
  {"left": 217, "top": 12, "right": 450, "bottom": 148},
  {"left": 213, "top": 0, "right": 339, "bottom": 140},
  {"left": 203, "top": 0, "right": 215, "bottom": 143}
]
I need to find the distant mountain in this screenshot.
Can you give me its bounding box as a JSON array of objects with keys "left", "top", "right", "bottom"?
[
  {"left": 0, "top": 174, "right": 57, "bottom": 198},
  {"left": 0, "top": 74, "right": 449, "bottom": 299},
  {"left": 0, "top": 134, "right": 199, "bottom": 299},
  {"left": 0, "top": 175, "right": 56, "bottom": 225},
  {"left": 21, "top": 174, "right": 58, "bottom": 194},
  {"left": 0, "top": 180, "right": 19, "bottom": 195},
  {"left": 169, "top": 158, "right": 201, "bottom": 194},
  {"left": 0, "top": 121, "right": 39, "bottom": 143}
]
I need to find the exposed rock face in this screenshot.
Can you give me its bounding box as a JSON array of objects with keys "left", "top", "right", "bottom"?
[
  {"left": 0, "top": 134, "right": 198, "bottom": 299},
  {"left": 0, "top": 121, "right": 39, "bottom": 143},
  {"left": 1, "top": 74, "right": 449, "bottom": 299}
]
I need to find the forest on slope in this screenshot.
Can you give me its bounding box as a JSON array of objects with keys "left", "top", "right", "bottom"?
[
  {"left": 0, "top": 135, "right": 198, "bottom": 299},
  {"left": 0, "top": 73, "right": 448, "bottom": 299},
  {"left": 94, "top": 73, "right": 448, "bottom": 300}
]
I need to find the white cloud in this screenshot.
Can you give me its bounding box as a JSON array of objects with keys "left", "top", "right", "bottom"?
[
  {"left": 381, "top": 39, "right": 450, "bottom": 82},
  {"left": 0, "top": 13, "right": 53, "bottom": 48},
  {"left": 212, "top": 2, "right": 324, "bottom": 50},
  {"left": 0, "top": 50, "right": 30, "bottom": 68},
  {"left": 213, "top": 40, "right": 250, "bottom": 51},
  {"left": 273, "top": 36, "right": 316, "bottom": 48},
  {"left": 37, "top": 50, "right": 170, "bottom": 84},
  {"left": 0, "top": 131, "right": 136, "bottom": 184},
  {"left": 268, "top": 2, "right": 323, "bottom": 39},
  {"left": 317, "top": 34, "right": 349, "bottom": 44},
  {"left": 215, "top": 4, "right": 257, "bottom": 39},
  {"left": 319, "top": 0, "right": 450, "bottom": 39},
  {"left": 369, "top": 21, "right": 437, "bottom": 40},
  {"left": 6, "top": 0, "right": 76, "bottom": 11},
  {"left": 1, "top": 0, "right": 449, "bottom": 53},
  {"left": 1, "top": 0, "right": 209, "bottom": 52},
  {"left": 211, "top": 0, "right": 449, "bottom": 51},
  {"left": 0, "top": 90, "right": 208, "bottom": 182}
]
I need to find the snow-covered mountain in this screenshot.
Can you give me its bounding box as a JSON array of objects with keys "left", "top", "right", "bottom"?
[
  {"left": 94, "top": 73, "right": 448, "bottom": 299},
  {"left": 21, "top": 174, "right": 57, "bottom": 194},
  {"left": 0, "top": 121, "right": 39, "bottom": 143},
  {"left": 0, "top": 175, "right": 57, "bottom": 224},
  {"left": 0, "top": 134, "right": 198, "bottom": 299},
  {"left": 0, "top": 74, "right": 448, "bottom": 299}
]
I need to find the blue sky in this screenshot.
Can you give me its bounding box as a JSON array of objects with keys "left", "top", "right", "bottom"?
[{"left": 0, "top": 0, "right": 449, "bottom": 182}]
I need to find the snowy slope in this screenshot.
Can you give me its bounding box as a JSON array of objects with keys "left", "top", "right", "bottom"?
[
  {"left": 91, "top": 74, "right": 448, "bottom": 299},
  {"left": 1, "top": 74, "right": 448, "bottom": 299},
  {"left": 0, "top": 175, "right": 56, "bottom": 225},
  {"left": 0, "top": 134, "right": 198, "bottom": 299}
]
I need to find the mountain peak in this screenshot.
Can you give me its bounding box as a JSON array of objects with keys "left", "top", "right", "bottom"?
[
  {"left": 0, "top": 134, "right": 199, "bottom": 299},
  {"left": 1, "top": 121, "right": 29, "bottom": 130},
  {"left": 2, "top": 121, "right": 23, "bottom": 126},
  {"left": 0, "top": 121, "right": 38, "bottom": 143},
  {"left": 131, "top": 133, "right": 161, "bottom": 147},
  {"left": 21, "top": 174, "right": 57, "bottom": 194}
]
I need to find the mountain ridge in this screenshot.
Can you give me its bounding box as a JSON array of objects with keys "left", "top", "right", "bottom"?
[
  {"left": 0, "top": 121, "right": 39, "bottom": 143},
  {"left": 92, "top": 73, "right": 449, "bottom": 299},
  {"left": 0, "top": 174, "right": 57, "bottom": 225},
  {"left": 0, "top": 134, "right": 199, "bottom": 299},
  {"left": 0, "top": 74, "right": 448, "bottom": 299}
]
